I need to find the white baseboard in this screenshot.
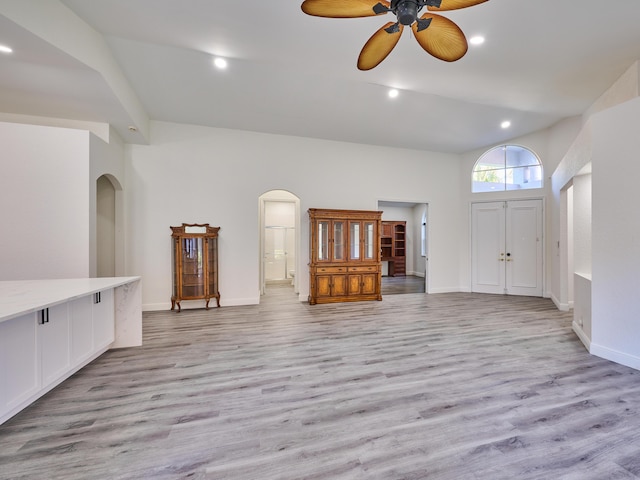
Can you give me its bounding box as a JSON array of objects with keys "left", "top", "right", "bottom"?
[
  {"left": 550, "top": 292, "right": 571, "bottom": 312},
  {"left": 572, "top": 321, "right": 591, "bottom": 351},
  {"left": 590, "top": 343, "right": 640, "bottom": 371},
  {"left": 428, "top": 287, "right": 467, "bottom": 294},
  {"left": 143, "top": 296, "right": 260, "bottom": 312}
]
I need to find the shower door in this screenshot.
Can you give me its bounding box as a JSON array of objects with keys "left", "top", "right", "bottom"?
[{"left": 264, "top": 226, "right": 295, "bottom": 281}]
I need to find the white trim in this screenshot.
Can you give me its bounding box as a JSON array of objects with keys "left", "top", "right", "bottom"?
[
  {"left": 572, "top": 322, "right": 591, "bottom": 351},
  {"left": 590, "top": 342, "right": 640, "bottom": 371}
]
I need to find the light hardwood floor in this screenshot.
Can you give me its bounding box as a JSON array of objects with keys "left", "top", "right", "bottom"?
[
  {"left": 382, "top": 275, "right": 425, "bottom": 295},
  {"left": 2, "top": 287, "right": 640, "bottom": 480}
]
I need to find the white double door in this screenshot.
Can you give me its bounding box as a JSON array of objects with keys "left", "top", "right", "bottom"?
[{"left": 472, "top": 199, "right": 543, "bottom": 296}]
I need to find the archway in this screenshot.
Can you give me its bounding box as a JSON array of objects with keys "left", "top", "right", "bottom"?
[{"left": 96, "top": 174, "right": 121, "bottom": 277}]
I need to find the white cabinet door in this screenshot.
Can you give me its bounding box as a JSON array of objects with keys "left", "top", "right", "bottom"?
[
  {"left": 40, "top": 303, "right": 71, "bottom": 387},
  {"left": 69, "top": 296, "right": 94, "bottom": 365},
  {"left": 93, "top": 289, "right": 114, "bottom": 351},
  {"left": 0, "top": 313, "right": 39, "bottom": 411}
]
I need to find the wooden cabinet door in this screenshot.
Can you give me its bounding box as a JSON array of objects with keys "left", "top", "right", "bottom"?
[
  {"left": 348, "top": 221, "right": 378, "bottom": 262},
  {"left": 315, "top": 220, "right": 346, "bottom": 263},
  {"left": 348, "top": 221, "right": 362, "bottom": 261},
  {"left": 361, "top": 273, "right": 378, "bottom": 295},
  {"left": 316, "top": 275, "right": 332, "bottom": 298},
  {"left": 332, "top": 275, "right": 348, "bottom": 296},
  {"left": 348, "top": 275, "right": 362, "bottom": 295}
]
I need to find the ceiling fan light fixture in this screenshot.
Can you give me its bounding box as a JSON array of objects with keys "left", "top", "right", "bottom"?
[
  {"left": 501, "top": 120, "right": 511, "bottom": 129},
  {"left": 213, "top": 57, "right": 227, "bottom": 69},
  {"left": 388, "top": 88, "right": 399, "bottom": 98},
  {"left": 469, "top": 36, "right": 485, "bottom": 45}
]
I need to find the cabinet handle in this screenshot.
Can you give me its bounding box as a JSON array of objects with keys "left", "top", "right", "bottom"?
[
  {"left": 39, "top": 308, "right": 49, "bottom": 325},
  {"left": 94, "top": 292, "right": 101, "bottom": 304}
]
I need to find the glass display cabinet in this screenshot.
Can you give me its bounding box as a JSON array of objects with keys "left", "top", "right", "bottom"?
[
  {"left": 308, "top": 208, "right": 382, "bottom": 305},
  {"left": 170, "top": 223, "right": 220, "bottom": 312}
]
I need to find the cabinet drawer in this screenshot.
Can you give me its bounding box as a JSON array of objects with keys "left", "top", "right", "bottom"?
[
  {"left": 348, "top": 266, "right": 378, "bottom": 273},
  {"left": 316, "top": 266, "right": 348, "bottom": 273}
]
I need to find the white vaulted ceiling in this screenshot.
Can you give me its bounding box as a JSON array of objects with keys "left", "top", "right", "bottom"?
[{"left": 1, "top": 0, "right": 640, "bottom": 153}]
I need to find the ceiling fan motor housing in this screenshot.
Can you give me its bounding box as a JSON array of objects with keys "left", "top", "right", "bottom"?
[{"left": 395, "top": 0, "right": 421, "bottom": 25}]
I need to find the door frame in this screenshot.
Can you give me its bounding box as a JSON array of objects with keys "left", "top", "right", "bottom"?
[{"left": 377, "top": 200, "right": 429, "bottom": 293}]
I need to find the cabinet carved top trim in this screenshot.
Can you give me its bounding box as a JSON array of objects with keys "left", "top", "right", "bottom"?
[
  {"left": 171, "top": 223, "right": 220, "bottom": 237},
  {"left": 308, "top": 208, "right": 383, "bottom": 221}
]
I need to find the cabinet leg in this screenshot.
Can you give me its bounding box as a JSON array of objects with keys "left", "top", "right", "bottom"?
[
  {"left": 176, "top": 301, "right": 181, "bottom": 312},
  {"left": 216, "top": 295, "right": 220, "bottom": 307},
  {"left": 171, "top": 299, "right": 175, "bottom": 311},
  {"left": 205, "top": 299, "right": 210, "bottom": 310}
]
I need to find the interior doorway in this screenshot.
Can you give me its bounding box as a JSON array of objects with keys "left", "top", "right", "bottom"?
[
  {"left": 96, "top": 175, "right": 117, "bottom": 277},
  {"left": 377, "top": 200, "right": 429, "bottom": 295},
  {"left": 259, "top": 190, "right": 300, "bottom": 296}
]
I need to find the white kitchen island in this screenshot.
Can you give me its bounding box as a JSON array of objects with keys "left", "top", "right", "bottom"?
[{"left": 0, "top": 277, "right": 142, "bottom": 424}]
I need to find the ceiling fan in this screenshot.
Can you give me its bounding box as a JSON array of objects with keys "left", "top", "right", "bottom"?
[{"left": 301, "top": 0, "right": 488, "bottom": 70}]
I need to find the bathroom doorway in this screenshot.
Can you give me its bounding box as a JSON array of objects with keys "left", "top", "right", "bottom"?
[{"left": 259, "top": 190, "right": 300, "bottom": 296}]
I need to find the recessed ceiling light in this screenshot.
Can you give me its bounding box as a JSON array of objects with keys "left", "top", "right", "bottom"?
[
  {"left": 213, "top": 57, "right": 227, "bottom": 69},
  {"left": 501, "top": 121, "right": 511, "bottom": 129},
  {"left": 0, "top": 45, "right": 13, "bottom": 54},
  {"left": 388, "top": 89, "right": 399, "bottom": 98},
  {"left": 469, "top": 36, "right": 485, "bottom": 46}
]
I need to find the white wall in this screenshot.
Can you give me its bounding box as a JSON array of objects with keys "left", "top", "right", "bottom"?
[
  {"left": 572, "top": 173, "right": 592, "bottom": 277},
  {"left": 0, "top": 122, "right": 90, "bottom": 280},
  {"left": 590, "top": 96, "right": 640, "bottom": 369},
  {"left": 90, "top": 128, "right": 126, "bottom": 276},
  {"left": 126, "top": 121, "right": 462, "bottom": 310}
]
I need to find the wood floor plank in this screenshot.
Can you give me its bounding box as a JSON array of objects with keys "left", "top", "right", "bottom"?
[{"left": 1, "top": 286, "right": 639, "bottom": 479}]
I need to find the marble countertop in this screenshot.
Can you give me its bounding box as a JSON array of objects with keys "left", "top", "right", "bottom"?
[{"left": 0, "top": 277, "right": 141, "bottom": 323}]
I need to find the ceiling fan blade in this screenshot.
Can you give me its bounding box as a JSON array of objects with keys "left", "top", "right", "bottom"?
[
  {"left": 411, "top": 13, "right": 467, "bottom": 62},
  {"left": 427, "top": 0, "right": 488, "bottom": 12},
  {"left": 357, "top": 22, "right": 404, "bottom": 70},
  {"left": 301, "top": 0, "right": 390, "bottom": 18}
]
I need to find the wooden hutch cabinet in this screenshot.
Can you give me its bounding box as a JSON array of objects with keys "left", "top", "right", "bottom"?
[
  {"left": 381, "top": 220, "right": 406, "bottom": 276},
  {"left": 170, "top": 223, "right": 220, "bottom": 312},
  {"left": 308, "top": 208, "right": 382, "bottom": 305}
]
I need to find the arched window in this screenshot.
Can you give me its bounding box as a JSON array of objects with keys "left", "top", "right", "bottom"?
[{"left": 472, "top": 145, "right": 543, "bottom": 193}]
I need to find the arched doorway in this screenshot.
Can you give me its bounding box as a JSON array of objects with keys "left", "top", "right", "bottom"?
[
  {"left": 259, "top": 190, "right": 301, "bottom": 296},
  {"left": 96, "top": 174, "right": 121, "bottom": 277}
]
